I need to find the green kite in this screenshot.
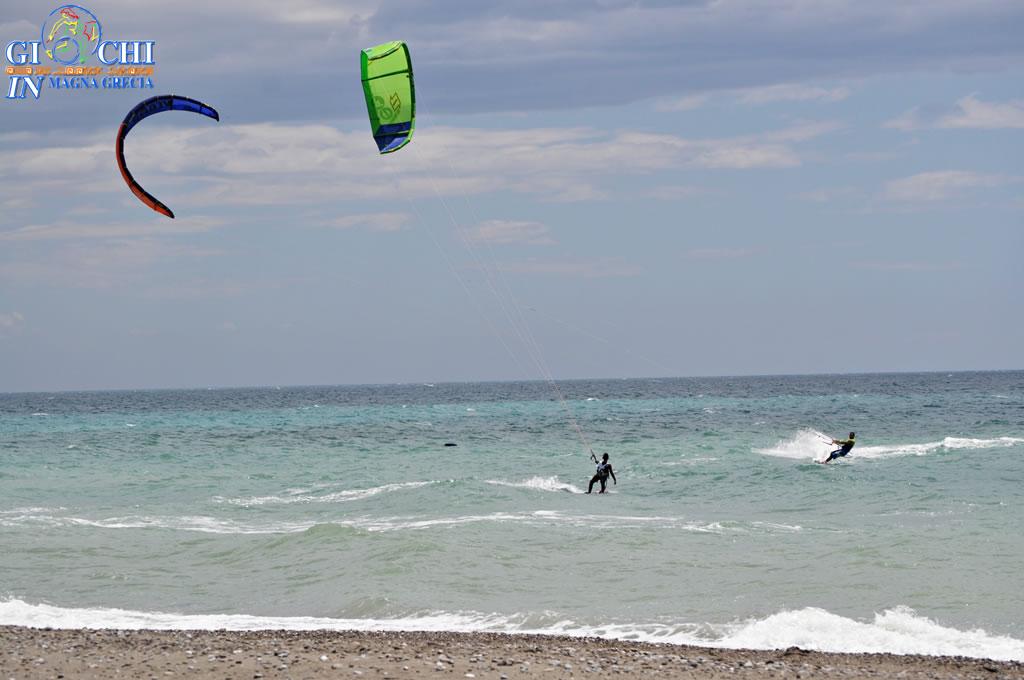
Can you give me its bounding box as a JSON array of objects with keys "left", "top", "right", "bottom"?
[{"left": 360, "top": 41, "right": 415, "bottom": 154}]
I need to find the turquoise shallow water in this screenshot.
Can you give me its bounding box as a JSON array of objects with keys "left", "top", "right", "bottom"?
[{"left": 2, "top": 372, "right": 1023, "bottom": 658}]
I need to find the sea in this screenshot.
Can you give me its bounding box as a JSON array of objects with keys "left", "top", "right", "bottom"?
[{"left": 2, "top": 371, "right": 1023, "bottom": 660}]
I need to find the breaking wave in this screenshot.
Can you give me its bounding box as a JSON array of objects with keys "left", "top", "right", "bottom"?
[
  {"left": 1, "top": 600, "right": 1021, "bottom": 661},
  {"left": 486, "top": 476, "right": 583, "bottom": 494},
  {"left": 755, "top": 429, "right": 1023, "bottom": 462}
]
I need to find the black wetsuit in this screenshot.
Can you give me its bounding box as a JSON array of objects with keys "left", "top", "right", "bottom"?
[
  {"left": 825, "top": 437, "right": 856, "bottom": 463},
  {"left": 588, "top": 462, "right": 613, "bottom": 493}
]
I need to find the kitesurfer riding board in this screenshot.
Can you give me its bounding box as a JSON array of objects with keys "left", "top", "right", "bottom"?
[{"left": 820, "top": 432, "right": 856, "bottom": 464}]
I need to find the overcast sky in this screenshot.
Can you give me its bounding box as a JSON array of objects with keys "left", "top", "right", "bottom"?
[{"left": 1, "top": 0, "right": 1022, "bottom": 392}]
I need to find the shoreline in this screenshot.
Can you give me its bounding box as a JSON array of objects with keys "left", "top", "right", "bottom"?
[{"left": 3, "top": 627, "right": 1023, "bottom": 679}]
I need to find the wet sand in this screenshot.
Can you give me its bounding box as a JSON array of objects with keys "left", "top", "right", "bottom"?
[{"left": 2, "top": 626, "right": 1023, "bottom": 679}]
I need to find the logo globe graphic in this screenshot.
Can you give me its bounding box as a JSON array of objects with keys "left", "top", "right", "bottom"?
[
  {"left": 373, "top": 96, "right": 396, "bottom": 122},
  {"left": 41, "top": 5, "right": 102, "bottom": 66}
]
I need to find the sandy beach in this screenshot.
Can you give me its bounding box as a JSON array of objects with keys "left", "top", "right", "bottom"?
[{"left": 2, "top": 627, "right": 1022, "bottom": 679}]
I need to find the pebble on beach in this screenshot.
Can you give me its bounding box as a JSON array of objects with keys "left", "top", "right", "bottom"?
[{"left": 2, "top": 627, "right": 1023, "bottom": 680}]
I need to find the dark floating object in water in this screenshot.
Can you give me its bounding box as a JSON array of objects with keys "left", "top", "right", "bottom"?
[{"left": 444, "top": 442, "right": 457, "bottom": 447}]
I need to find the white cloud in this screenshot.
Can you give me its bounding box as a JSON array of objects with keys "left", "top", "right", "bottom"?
[
  {"left": 853, "top": 261, "right": 962, "bottom": 272},
  {"left": 5, "top": 0, "right": 1024, "bottom": 128},
  {"left": 655, "top": 94, "right": 710, "bottom": 112},
  {"left": 690, "top": 144, "right": 800, "bottom": 169},
  {"left": 497, "top": 257, "right": 640, "bottom": 278},
  {"left": 685, "top": 248, "right": 756, "bottom": 260},
  {"left": 322, "top": 213, "right": 411, "bottom": 232},
  {"left": 886, "top": 96, "right": 1024, "bottom": 131},
  {"left": 0, "top": 20, "right": 35, "bottom": 37},
  {"left": 1, "top": 120, "right": 830, "bottom": 216},
  {"left": 87, "top": 0, "right": 369, "bottom": 26},
  {"left": 796, "top": 186, "right": 858, "bottom": 203},
  {"left": 540, "top": 183, "right": 608, "bottom": 203},
  {"left": 467, "top": 220, "right": 555, "bottom": 246},
  {"left": 0, "top": 312, "right": 25, "bottom": 335},
  {"left": 0, "top": 217, "right": 224, "bottom": 241},
  {"left": 938, "top": 95, "right": 1024, "bottom": 129},
  {"left": 2, "top": 141, "right": 108, "bottom": 177},
  {"left": 882, "top": 171, "right": 1017, "bottom": 202},
  {"left": 0, "top": 131, "right": 37, "bottom": 145},
  {"left": 646, "top": 185, "right": 708, "bottom": 201},
  {"left": 0, "top": 239, "right": 221, "bottom": 289},
  {"left": 139, "top": 281, "right": 254, "bottom": 301},
  {"left": 845, "top": 150, "right": 904, "bottom": 163},
  {"left": 762, "top": 120, "right": 845, "bottom": 143},
  {"left": 883, "top": 107, "right": 925, "bottom": 131},
  {"left": 739, "top": 84, "right": 851, "bottom": 104},
  {"left": 0, "top": 116, "right": 839, "bottom": 237},
  {"left": 1, "top": 196, "right": 32, "bottom": 211}
]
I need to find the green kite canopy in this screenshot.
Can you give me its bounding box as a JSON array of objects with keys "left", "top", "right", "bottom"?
[{"left": 360, "top": 41, "right": 415, "bottom": 154}]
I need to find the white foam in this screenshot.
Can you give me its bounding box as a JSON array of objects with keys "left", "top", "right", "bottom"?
[
  {"left": 718, "top": 606, "right": 1024, "bottom": 661},
  {"left": 216, "top": 481, "right": 438, "bottom": 507},
  {"left": 350, "top": 513, "right": 799, "bottom": 535},
  {"left": 0, "top": 506, "right": 65, "bottom": 515},
  {"left": 756, "top": 431, "right": 1024, "bottom": 462},
  {"left": 855, "top": 437, "right": 1024, "bottom": 459},
  {"left": 0, "top": 513, "right": 308, "bottom": 535},
  {"left": 750, "top": 521, "right": 803, "bottom": 533},
  {"left": 1, "top": 600, "right": 1020, "bottom": 661},
  {"left": 0, "top": 510, "right": 800, "bottom": 536},
  {"left": 662, "top": 457, "right": 720, "bottom": 467},
  {"left": 6, "top": 512, "right": 285, "bottom": 534},
  {"left": 755, "top": 429, "right": 832, "bottom": 461},
  {"left": 486, "top": 476, "right": 583, "bottom": 494}
]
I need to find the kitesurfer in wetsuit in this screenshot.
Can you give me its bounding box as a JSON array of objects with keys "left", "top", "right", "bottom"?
[
  {"left": 824, "top": 432, "right": 856, "bottom": 463},
  {"left": 586, "top": 452, "right": 617, "bottom": 494}
]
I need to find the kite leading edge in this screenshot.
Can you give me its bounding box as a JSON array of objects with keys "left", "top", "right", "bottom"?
[{"left": 115, "top": 95, "right": 220, "bottom": 219}]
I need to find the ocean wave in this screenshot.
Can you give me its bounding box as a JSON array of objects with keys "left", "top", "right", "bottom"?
[
  {"left": 1, "top": 600, "right": 1020, "bottom": 661},
  {"left": 0, "top": 506, "right": 66, "bottom": 515},
  {"left": 343, "top": 513, "right": 800, "bottom": 534},
  {"left": 717, "top": 606, "right": 1024, "bottom": 660},
  {"left": 0, "top": 510, "right": 800, "bottom": 535},
  {"left": 214, "top": 480, "right": 439, "bottom": 507},
  {"left": 0, "top": 513, "right": 310, "bottom": 535},
  {"left": 855, "top": 437, "right": 1024, "bottom": 459},
  {"left": 485, "top": 476, "right": 583, "bottom": 494},
  {"left": 755, "top": 429, "right": 1024, "bottom": 462},
  {"left": 661, "top": 457, "right": 720, "bottom": 466}
]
